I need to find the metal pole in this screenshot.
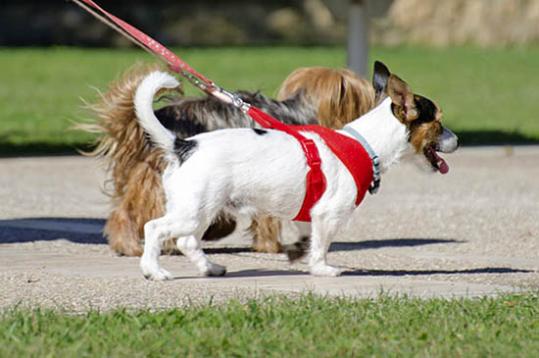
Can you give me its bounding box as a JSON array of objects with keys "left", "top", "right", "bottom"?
[{"left": 347, "top": 0, "right": 369, "bottom": 76}]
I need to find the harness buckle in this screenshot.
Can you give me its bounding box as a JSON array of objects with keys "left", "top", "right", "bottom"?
[
  {"left": 301, "top": 139, "right": 321, "bottom": 167},
  {"left": 369, "top": 154, "right": 381, "bottom": 194}
]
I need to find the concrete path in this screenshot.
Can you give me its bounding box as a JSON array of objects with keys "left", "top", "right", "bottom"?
[{"left": 0, "top": 147, "right": 538, "bottom": 311}]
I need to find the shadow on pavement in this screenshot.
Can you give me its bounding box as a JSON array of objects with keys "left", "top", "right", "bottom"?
[
  {"left": 455, "top": 130, "right": 539, "bottom": 146},
  {"left": 204, "top": 267, "right": 532, "bottom": 279},
  {"left": 179, "top": 267, "right": 532, "bottom": 279},
  {"left": 217, "top": 269, "right": 305, "bottom": 278},
  {"left": 204, "top": 247, "right": 254, "bottom": 254},
  {"left": 0, "top": 217, "right": 106, "bottom": 244},
  {"left": 0, "top": 142, "right": 88, "bottom": 158},
  {"left": 171, "top": 269, "right": 305, "bottom": 280},
  {"left": 204, "top": 238, "right": 462, "bottom": 255},
  {"left": 330, "top": 238, "right": 461, "bottom": 252},
  {"left": 343, "top": 267, "right": 532, "bottom": 276}
]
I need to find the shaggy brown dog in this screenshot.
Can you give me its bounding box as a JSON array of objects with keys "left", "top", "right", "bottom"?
[{"left": 84, "top": 63, "right": 374, "bottom": 256}]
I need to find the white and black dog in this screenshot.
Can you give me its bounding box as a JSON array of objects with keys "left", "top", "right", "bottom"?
[{"left": 136, "top": 62, "right": 458, "bottom": 280}]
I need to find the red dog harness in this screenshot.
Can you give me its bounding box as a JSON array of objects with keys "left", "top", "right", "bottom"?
[
  {"left": 248, "top": 108, "right": 377, "bottom": 222},
  {"left": 73, "top": 0, "right": 380, "bottom": 222},
  {"left": 293, "top": 125, "right": 375, "bottom": 221}
]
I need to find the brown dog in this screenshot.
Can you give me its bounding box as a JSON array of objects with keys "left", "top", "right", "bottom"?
[{"left": 83, "top": 63, "right": 374, "bottom": 256}]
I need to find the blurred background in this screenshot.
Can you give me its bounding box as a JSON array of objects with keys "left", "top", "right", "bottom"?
[
  {"left": 1, "top": 0, "right": 538, "bottom": 154},
  {"left": 4, "top": 0, "right": 539, "bottom": 47}
]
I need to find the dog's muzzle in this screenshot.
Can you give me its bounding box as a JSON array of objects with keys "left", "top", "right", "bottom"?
[
  {"left": 424, "top": 127, "right": 458, "bottom": 175},
  {"left": 436, "top": 127, "right": 459, "bottom": 153}
]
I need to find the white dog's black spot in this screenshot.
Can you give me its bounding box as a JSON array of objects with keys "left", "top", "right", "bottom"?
[
  {"left": 202, "top": 217, "right": 237, "bottom": 241},
  {"left": 174, "top": 138, "right": 197, "bottom": 162},
  {"left": 253, "top": 128, "right": 268, "bottom": 136}
]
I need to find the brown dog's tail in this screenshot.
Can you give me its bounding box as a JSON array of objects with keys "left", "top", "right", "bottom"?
[
  {"left": 78, "top": 62, "right": 181, "bottom": 199},
  {"left": 76, "top": 63, "right": 183, "bottom": 256}
]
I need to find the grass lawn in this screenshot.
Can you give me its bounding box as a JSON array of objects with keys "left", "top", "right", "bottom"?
[
  {"left": 1, "top": 294, "right": 538, "bottom": 357},
  {"left": 1, "top": 46, "right": 538, "bottom": 155}
]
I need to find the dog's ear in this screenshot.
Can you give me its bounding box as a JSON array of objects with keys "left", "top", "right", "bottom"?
[
  {"left": 387, "top": 74, "right": 418, "bottom": 122},
  {"left": 373, "top": 61, "right": 390, "bottom": 99}
]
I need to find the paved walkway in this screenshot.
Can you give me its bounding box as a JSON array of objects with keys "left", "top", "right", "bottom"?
[{"left": 0, "top": 147, "right": 538, "bottom": 311}]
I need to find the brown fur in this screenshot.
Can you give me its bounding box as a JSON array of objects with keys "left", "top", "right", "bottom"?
[
  {"left": 84, "top": 64, "right": 375, "bottom": 256},
  {"left": 409, "top": 118, "right": 443, "bottom": 154},
  {"left": 81, "top": 63, "right": 180, "bottom": 255},
  {"left": 386, "top": 75, "right": 444, "bottom": 154},
  {"left": 408, "top": 98, "right": 443, "bottom": 154},
  {"left": 250, "top": 217, "right": 283, "bottom": 253},
  {"left": 276, "top": 67, "right": 375, "bottom": 128},
  {"left": 251, "top": 67, "right": 376, "bottom": 255}
]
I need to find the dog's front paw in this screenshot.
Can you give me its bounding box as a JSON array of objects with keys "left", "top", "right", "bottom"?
[
  {"left": 140, "top": 260, "right": 173, "bottom": 281},
  {"left": 310, "top": 263, "right": 343, "bottom": 277},
  {"left": 146, "top": 268, "right": 173, "bottom": 281},
  {"left": 202, "top": 262, "right": 227, "bottom": 277}
]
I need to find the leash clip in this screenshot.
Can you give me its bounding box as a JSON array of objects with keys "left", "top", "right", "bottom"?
[{"left": 220, "top": 88, "right": 245, "bottom": 108}]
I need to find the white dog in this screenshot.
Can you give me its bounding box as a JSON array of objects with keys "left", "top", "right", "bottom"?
[{"left": 136, "top": 62, "right": 458, "bottom": 280}]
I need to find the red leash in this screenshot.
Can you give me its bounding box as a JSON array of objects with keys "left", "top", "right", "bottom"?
[
  {"left": 71, "top": 0, "right": 325, "bottom": 221},
  {"left": 71, "top": 0, "right": 214, "bottom": 91}
]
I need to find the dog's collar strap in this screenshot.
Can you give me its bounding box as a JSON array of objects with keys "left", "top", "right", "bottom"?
[{"left": 342, "top": 126, "right": 381, "bottom": 194}]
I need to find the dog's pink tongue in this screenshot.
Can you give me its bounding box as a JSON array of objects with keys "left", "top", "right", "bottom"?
[{"left": 435, "top": 152, "right": 449, "bottom": 174}]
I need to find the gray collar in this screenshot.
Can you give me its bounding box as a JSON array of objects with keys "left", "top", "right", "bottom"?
[{"left": 342, "top": 126, "right": 381, "bottom": 194}]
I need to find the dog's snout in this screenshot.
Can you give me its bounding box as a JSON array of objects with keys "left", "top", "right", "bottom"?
[{"left": 436, "top": 127, "right": 458, "bottom": 153}]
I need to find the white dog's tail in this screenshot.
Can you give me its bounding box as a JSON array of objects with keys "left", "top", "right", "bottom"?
[{"left": 134, "top": 71, "right": 180, "bottom": 153}]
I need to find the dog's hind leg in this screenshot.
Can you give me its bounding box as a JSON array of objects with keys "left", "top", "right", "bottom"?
[
  {"left": 308, "top": 214, "right": 345, "bottom": 277},
  {"left": 250, "top": 216, "right": 283, "bottom": 253},
  {"left": 140, "top": 213, "right": 200, "bottom": 280},
  {"left": 176, "top": 230, "right": 226, "bottom": 277},
  {"left": 105, "top": 207, "right": 144, "bottom": 256}
]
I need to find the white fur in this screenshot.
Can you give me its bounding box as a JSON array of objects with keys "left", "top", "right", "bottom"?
[
  {"left": 339, "top": 98, "right": 409, "bottom": 172},
  {"left": 135, "top": 77, "right": 455, "bottom": 280},
  {"left": 139, "top": 107, "right": 394, "bottom": 279},
  {"left": 134, "top": 71, "right": 179, "bottom": 152}
]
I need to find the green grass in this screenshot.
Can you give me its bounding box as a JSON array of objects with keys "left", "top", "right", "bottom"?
[
  {"left": 1, "top": 294, "right": 538, "bottom": 357},
  {"left": 1, "top": 46, "right": 538, "bottom": 155}
]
